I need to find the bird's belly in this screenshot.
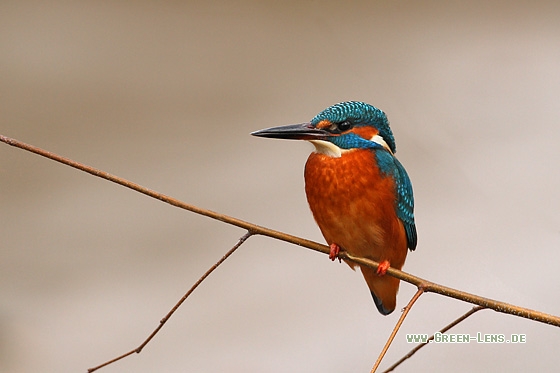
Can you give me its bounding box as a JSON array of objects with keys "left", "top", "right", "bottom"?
[{"left": 304, "top": 150, "right": 407, "bottom": 268}]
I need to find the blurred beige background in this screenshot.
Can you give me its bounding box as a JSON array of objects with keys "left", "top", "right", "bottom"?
[{"left": 1, "top": 1, "right": 559, "bottom": 372}]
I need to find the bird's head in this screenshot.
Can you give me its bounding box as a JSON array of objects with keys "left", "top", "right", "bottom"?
[{"left": 251, "top": 101, "right": 396, "bottom": 158}]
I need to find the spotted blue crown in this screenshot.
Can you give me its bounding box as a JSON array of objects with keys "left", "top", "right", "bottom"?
[{"left": 310, "top": 101, "right": 397, "bottom": 154}]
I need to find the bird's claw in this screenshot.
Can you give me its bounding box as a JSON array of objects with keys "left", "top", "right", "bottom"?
[
  {"left": 329, "top": 243, "right": 342, "bottom": 263},
  {"left": 376, "top": 260, "right": 390, "bottom": 276}
]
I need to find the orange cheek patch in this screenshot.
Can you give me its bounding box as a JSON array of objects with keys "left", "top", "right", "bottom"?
[
  {"left": 350, "top": 126, "right": 378, "bottom": 139},
  {"left": 315, "top": 120, "right": 332, "bottom": 129}
]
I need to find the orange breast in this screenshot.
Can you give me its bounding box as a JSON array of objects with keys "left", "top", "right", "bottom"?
[{"left": 304, "top": 149, "right": 407, "bottom": 270}]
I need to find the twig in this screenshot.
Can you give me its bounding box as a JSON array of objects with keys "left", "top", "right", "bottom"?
[
  {"left": 371, "top": 288, "right": 424, "bottom": 373},
  {"left": 0, "top": 135, "right": 325, "bottom": 255},
  {"left": 87, "top": 231, "right": 253, "bottom": 372},
  {"left": 381, "top": 306, "right": 484, "bottom": 373},
  {"left": 341, "top": 252, "right": 559, "bottom": 327},
  {"left": 2, "top": 134, "right": 560, "bottom": 372},
  {"left": 1, "top": 134, "right": 559, "bottom": 327}
]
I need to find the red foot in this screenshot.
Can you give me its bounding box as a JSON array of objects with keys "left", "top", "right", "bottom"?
[
  {"left": 376, "top": 260, "right": 390, "bottom": 276},
  {"left": 329, "top": 243, "right": 342, "bottom": 263}
]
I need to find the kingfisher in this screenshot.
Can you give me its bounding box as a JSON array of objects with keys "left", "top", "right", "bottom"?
[{"left": 251, "top": 101, "right": 417, "bottom": 315}]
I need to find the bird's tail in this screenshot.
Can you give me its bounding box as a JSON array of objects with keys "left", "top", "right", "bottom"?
[{"left": 360, "top": 267, "right": 400, "bottom": 315}]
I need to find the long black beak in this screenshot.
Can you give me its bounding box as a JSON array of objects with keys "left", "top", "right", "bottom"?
[{"left": 251, "top": 122, "right": 329, "bottom": 141}]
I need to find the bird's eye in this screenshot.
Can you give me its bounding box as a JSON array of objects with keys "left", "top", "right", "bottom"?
[{"left": 337, "top": 121, "right": 352, "bottom": 132}]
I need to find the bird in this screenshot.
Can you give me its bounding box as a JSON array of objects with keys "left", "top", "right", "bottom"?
[{"left": 251, "top": 101, "right": 417, "bottom": 315}]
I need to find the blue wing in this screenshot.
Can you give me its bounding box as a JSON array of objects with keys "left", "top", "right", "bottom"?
[
  {"left": 393, "top": 157, "right": 417, "bottom": 251},
  {"left": 372, "top": 146, "right": 418, "bottom": 251}
]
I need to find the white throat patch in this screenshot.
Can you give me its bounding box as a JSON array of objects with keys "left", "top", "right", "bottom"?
[
  {"left": 309, "top": 140, "right": 346, "bottom": 158},
  {"left": 309, "top": 134, "right": 392, "bottom": 158}
]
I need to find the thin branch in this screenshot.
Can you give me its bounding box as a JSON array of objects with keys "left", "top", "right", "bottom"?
[
  {"left": 87, "top": 231, "right": 253, "bottom": 372},
  {"left": 0, "top": 135, "right": 322, "bottom": 254},
  {"left": 371, "top": 288, "right": 424, "bottom": 373},
  {"left": 341, "top": 252, "right": 559, "bottom": 327},
  {"left": 2, "top": 135, "right": 559, "bottom": 324},
  {"left": 381, "top": 306, "right": 485, "bottom": 373}
]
